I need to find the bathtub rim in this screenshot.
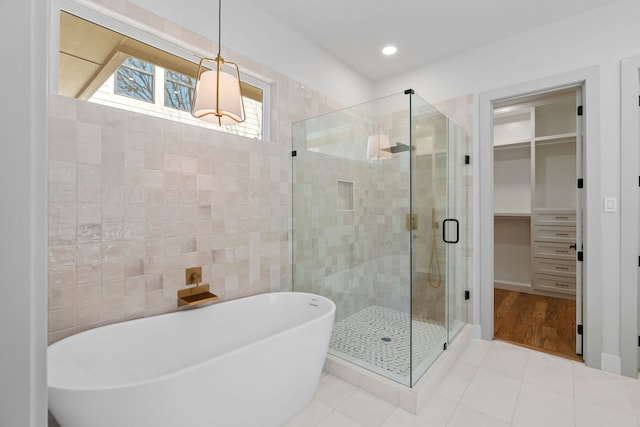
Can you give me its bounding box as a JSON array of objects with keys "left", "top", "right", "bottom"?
[{"left": 47, "top": 291, "right": 335, "bottom": 392}]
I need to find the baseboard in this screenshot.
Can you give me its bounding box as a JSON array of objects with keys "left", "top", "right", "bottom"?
[{"left": 601, "top": 352, "right": 622, "bottom": 375}]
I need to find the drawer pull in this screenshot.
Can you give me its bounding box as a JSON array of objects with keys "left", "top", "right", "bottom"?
[
  {"left": 555, "top": 216, "right": 569, "bottom": 220},
  {"left": 555, "top": 283, "right": 569, "bottom": 287},
  {"left": 555, "top": 233, "right": 569, "bottom": 236},
  {"left": 555, "top": 250, "right": 569, "bottom": 254},
  {"left": 555, "top": 266, "right": 569, "bottom": 270}
]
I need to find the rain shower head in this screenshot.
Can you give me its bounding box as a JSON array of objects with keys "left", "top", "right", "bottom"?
[{"left": 381, "top": 142, "right": 411, "bottom": 154}]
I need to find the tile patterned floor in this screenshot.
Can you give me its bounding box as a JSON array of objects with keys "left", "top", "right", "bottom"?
[
  {"left": 284, "top": 339, "right": 640, "bottom": 427},
  {"left": 330, "top": 306, "right": 447, "bottom": 382}
]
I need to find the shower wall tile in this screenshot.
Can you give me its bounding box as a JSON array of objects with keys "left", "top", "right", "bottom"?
[{"left": 293, "top": 94, "right": 475, "bottom": 325}]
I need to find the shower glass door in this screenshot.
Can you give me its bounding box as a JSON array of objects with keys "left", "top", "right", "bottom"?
[
  {"left": 409, "top": 94, "right": 449, "bottom": 385},
  {"left": 446, "top": 118, "right": 470, "bottom": 342},
  {"left": 292, "top": 91, "right": 468, "bottom": 387}
]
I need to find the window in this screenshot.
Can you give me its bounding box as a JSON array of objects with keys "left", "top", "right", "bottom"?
[
  {"left": 164, "top": 69, "right": 195, "bottom": 112},
  {"left": 56, "top": 10, "right": 270, "bottom": 141},
  {"left": 115, "top": 57, "right": 155, "bottom": 103}
]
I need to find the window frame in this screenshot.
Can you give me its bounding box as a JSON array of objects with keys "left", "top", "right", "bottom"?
[
  {"left": 50, "top": 0, "right": 271, "bottom": 141},
  {"left": 163, "top": 68, "right": 195, "bottom": 112},
  {"left": 114, "top": 57, "right": 156, "bottom": 103}
]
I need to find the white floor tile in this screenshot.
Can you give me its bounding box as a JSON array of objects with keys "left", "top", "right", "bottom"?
[
  {"left": 316, "top": 374, "right": 359, "bottom": 409},
  {"left": 480, "top": 340, "right": 530, "bottom": 380},
  {"left": 460, "top": 367, "right": 521, "bottom": 422},
  {"left": 435, "top": 359, "right": 479, "bottom": 403},
  {"left": 379, "top": 408, "right": 421, "bottom": 427},
  {"left": 301, "top": 342, "right": 639, "bottom": 427},
  {"left": 523, "top": 350, "right": 574, "bottom": 395},
  {"left": 336, "top": 390, "right": 396, "bottom": 427},
  {"left": 511, "top": 382, "right": 574, "bottom": 427},
  {"left": 414, "top": 394, "right": 457, "bottom": 426},
  {"left": 317, "top": 411, "right": 366, "bottom": 427},
  {"left": 457, "top": 338, "right": 491, "bottom": 366},
  {"left": 283, "top": 400, "right": 333, "bottom": 427},
  {"left": 575, "top": 397, "right": 640, "bottom": 427},
  {"left": 446, "top": 404, "right": 509, "bottom": 427},
  {"left": 381, "top": 394, "right": 457, "bottom": 427},
  {"left": 573, "top": 362, "right": 635, "bottom": 415},
  {"left": 623, "top": 376, "right": 640, "bottom": 418}
]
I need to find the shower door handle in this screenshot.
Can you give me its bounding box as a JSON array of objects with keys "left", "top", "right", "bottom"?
[{"left": 442, "top": 218, "right": 459, "bottom": 244}]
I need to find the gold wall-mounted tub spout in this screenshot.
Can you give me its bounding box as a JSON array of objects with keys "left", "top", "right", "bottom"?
[{"left": 177, "top": 284, "right": 219, "bottom": 307}]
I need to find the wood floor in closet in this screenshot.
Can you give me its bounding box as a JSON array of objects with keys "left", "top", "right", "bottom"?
[{"left": 494, "top": 288, "right": 582, "bottom": 362}]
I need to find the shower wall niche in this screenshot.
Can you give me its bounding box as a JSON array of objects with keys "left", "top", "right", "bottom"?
[{"left": 292, "top": 91, "right": 471, "bottom": 387}]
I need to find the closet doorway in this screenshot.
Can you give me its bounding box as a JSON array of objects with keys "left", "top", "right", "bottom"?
[{"left": 492, "top": 86, "right": 584, "bottom": 361}]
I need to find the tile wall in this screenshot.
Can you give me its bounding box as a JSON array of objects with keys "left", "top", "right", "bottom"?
[
  {"left": 292, "top": 146, "right": 411, "bottom": 321},
  {"left": 47, "top": 0, "right": 474, "bottom": 345},
  {"left": 47, "top": 0, "right": 343, "bottom": 344},
  {"left": 292, "top": 96, "right": 475, "bottom": 325}
]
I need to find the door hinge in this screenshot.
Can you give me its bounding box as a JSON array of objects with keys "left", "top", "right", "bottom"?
[
  {"left": 577, "top": 251, "right": 583, "bottom": 262},
  {"left": 464, "top": 155, "right": 470, "bottom": 165},
  {"left": 443, "top": 342, "right": 448, "bottom": 351},
  {"left": 577, "top": 325, "right": 583, "bottom": 335},
  {"left": 638, "top": 336, "right": 640, "bottom": 347},
  {"left": 291, "top": 150, "right": 297, "bottom": 157},
  {"left": 577, "top": 178, "right": 584, "bottom": 189},
  {"left": 464, "top": 290, "right": 470, "bottom": 300},
  {"left": 577, "top": 105, "right": 583, "bottom": 116}
]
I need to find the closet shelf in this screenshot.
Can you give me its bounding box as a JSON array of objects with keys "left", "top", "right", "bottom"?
[
  {"left": 493, "top": 140, "right": 531, "bottom": 150},
  {"left": 494, "top": 212, "right": 531, "bottom": 218},
  {"left": 534, "top": 132, "right": 576, "bottom": 144}
]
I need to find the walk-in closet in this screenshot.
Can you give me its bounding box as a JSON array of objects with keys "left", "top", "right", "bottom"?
[{"left": 493, "top": 87, "right": 584, "bottom": 360}]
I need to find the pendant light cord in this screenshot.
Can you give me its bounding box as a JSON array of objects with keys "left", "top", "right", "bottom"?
[{"left": 217, "top": 0, "right": 222, "bottom": 58}]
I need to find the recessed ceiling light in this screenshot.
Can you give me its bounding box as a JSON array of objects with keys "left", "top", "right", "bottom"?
[{"left": 382, "top": 45, "right": 397, "bottom": 56}]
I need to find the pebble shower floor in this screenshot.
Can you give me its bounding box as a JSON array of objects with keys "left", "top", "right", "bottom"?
[{"left": 329, "top": 305, "right": 447, "bottom": 384}]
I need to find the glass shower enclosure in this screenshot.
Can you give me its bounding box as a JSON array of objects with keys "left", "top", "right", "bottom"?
[{"left": 292, "top": 90, "right": 470, "bottom": 387}]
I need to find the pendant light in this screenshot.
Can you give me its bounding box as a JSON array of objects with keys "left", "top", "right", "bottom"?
[{"left": 191, "top": 0, "right": 246, "bottom": 125}]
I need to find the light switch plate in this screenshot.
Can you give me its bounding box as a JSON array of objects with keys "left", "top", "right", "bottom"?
[{"left": 603, "top": 197, "right": 617, "bottom": 213}]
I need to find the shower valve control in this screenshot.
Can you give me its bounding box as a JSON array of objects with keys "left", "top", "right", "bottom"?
[
  {"left": 406, "top": 214, "right": 418, "bottom": 231},
  {"left": 185, "top": 267, "right": 202, "bottom": 286}
]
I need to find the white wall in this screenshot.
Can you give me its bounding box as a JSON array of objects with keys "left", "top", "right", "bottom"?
[
  {"left": 127, "top": 0, "right": 374, "bottom": 107},
  {"left": 374, "top": 0, "right": 640, "bottom": 368},
  {"left": 0, "top": 0, "right": 48, "bottom": 426}
]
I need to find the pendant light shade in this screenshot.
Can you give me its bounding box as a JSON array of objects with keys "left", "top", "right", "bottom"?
[
  {"left": 366, "top": 134, "right": 392, "bottom": 160},
  {"left": 192, "top": 56, "right": 245, "bottom": 125},
  {"left": 191, "top": 0, "right": 245, "bottom": 125}
]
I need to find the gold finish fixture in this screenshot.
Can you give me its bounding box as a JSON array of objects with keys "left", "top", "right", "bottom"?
[
  {"left": 177, "top": 284, "right": 219, "bottom": 307},
  {"left": 191, "top": 0, "right": 245, "bottom": 125},
  {"left": 185, "top": 266, "right": 202, "bottom": 285},
  {"left": 406, "top": 214, "right": 418, "bottom": 231}
]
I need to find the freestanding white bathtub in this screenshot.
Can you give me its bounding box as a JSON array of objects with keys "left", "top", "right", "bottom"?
[{"left": 48, "top": 292, "right": 335, "bottom": 427}]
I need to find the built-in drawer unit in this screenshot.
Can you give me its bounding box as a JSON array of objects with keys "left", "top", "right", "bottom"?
[
  {"left": 533, "top": 258, "right": 576, "bottom": 278},
  {"left": 532, "top": 274, "right": 576, "bottom": 295},
  {"left": 532, "top": 225, "right": 576, "bottom": 244},
  {"left": 532, "top": 241, "right": 576, "bottom": 260},
  {"left": 532, "top": 209, "right": 576, "bottom": 226}
]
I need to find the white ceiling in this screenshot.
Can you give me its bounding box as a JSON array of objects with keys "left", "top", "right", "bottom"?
[{"left": 245, "top": 0, "right": 622, "bottom": 81}]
